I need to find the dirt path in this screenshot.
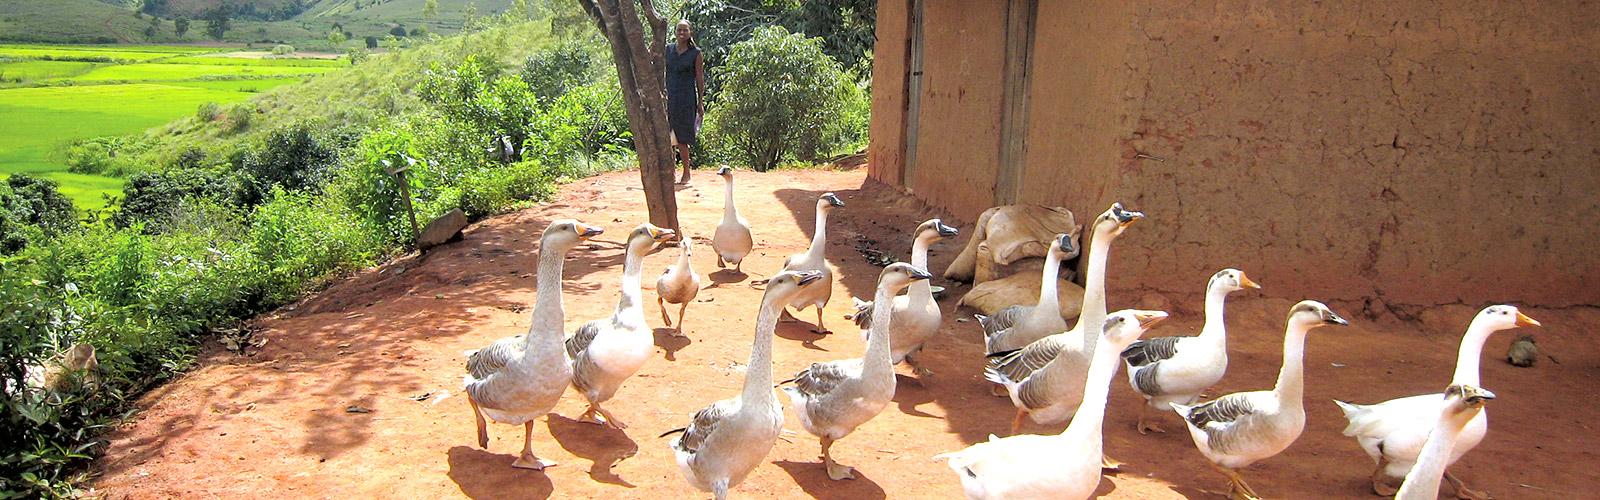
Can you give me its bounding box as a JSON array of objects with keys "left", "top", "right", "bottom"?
[{"left": 91, "top": 167, "right": 1598, "bottom": 499}]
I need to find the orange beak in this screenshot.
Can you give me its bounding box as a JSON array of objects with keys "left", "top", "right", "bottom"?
[
  {"left": 1515, "top": 311, "right": 1541, "bottom": 327},
  {"left": 1240, "top": 273, "right": 1261, "bottom": 289}
]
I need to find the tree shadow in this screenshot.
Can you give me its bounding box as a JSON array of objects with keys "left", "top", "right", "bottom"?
[
  {"left": 775, "top": 320, "right": 830, "bottom": 351},
  {"left": 772, "top": 459, "right": 888, "bottom": 500},
  {"left": 653, "top": 327, "right": 692, "bottom": 361},
  {"left": 891, "top": 374, "right": 942, "bottom": 418},
  {"left": 546, "top": 414, "right": 639, "bottom": 488},
  {"left": 446, "top": 445, "right": 554, "bottom": 500}
]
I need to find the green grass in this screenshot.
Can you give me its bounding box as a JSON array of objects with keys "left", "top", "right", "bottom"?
[
  {"left": 0, "top": 60, "right": 101, "bottom": 81},
  {"left": 0, "top": 46, "right": 177, "bottom": 61},
  {"left": 0, "top": 43, "right": 222, "bottom": 54},
  {"left": 60, "top": 62, "right": 335, "bottom": 82},
  {"left": 163, "top": 54, "right": 346, "bottom": 67},
  {"left": 164, "top": 77, "right": 305, "bottom": 92},
  {"left": 0, "top": 83, "right": 275, "bottom": 208}
]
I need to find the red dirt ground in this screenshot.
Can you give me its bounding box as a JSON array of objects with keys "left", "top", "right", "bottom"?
[{"left": 90, "top": 167, "right": 1599, "bottom": 499}]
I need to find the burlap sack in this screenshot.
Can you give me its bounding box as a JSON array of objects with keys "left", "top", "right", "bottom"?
[{"left": 945, "top": 205, "right": 1078, "bottom": 283}]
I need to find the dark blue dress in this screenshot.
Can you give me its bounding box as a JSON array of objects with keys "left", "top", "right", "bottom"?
[{"left": 665, "top": 42, "right": 700, "bottom": 145}]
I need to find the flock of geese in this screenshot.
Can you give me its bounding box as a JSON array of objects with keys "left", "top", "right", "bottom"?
[{"left": 456, "top": 167, "right": 1541, "bottom": 499}]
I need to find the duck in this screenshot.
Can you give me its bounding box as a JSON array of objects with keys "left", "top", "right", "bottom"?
[
  {"left": 983, "top": 203, "right": 1144, "bottom": 432},
  {"left": 657, "top": 237, "right": 703, "bottom": 336},
  {"left": 976, "top": 233, "right": 1075, "bottom": 355},
  {"left": 938, "top": 309, "right": 1169, "bottom": 500},
  {"left": 711, "top": 167, "right": 754, "bottom": 273},
  {"left": 662, "top": 270, "right": 824, "bottom": 500},
  {"left": 567, "top": 223, "right": 676, "bottom": 429},
  {"left": 1333, "top": 305, "right": 1540, "bottom": 499},
  {"left": 1121, "top": 268, "right": 1261, "bottom": 434},
  {"left": 1395, "top": 385, "right": 1496, "bottom": 500},
  {"left": 783, "top": 263, "right": 933, "bottom": 480},
  {"left": 776, "top": 192, "right": 845, "bottom": 333},
  {"left": 848, "top": 219, "right": 959, "bottom": 376},
  {"left": 463, "top": 219, "right": 602, "bottom": 470},
  {"left": 1170, "top": 300, "right": 1350, "bottom": 500}
]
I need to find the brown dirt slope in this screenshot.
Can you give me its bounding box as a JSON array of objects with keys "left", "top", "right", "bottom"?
[{"left": 91, "top": 167, "right": 1599, "bottom": 498}]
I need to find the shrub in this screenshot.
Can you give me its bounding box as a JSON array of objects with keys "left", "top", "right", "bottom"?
[
  {"left": 3, "top": 175, "right": 78, "bottom": 236},
  {"left": 458, "top": 162, "right": 554, "bottom": 218},
  {"left": 248, "top": 189, "right": 380, "bottom": 304},
  {"left": 526, "top": 80, "right": 630, "bottom": 168},
  {"left": 332, "top": 127, "right": 431, "bottom": 245},
  {"left": 223, "top": 103, "right": 254, "bottom": 134},
  {"left": 236, "top": 124, "right": 340, "bottom": 193},
  {"left": 270, "top": 44, "right": 295, "bottom": 55},
  {"left": 113, "top": 169, "right": 253, "bottom": 230},
  {"left": 346, "top": 47, "right": 369, "bottom": 65},
  {"left": 196, "top": 102, "right": 221, "bottom": 122},
  {"left": 703, "top": 26, "right": 866, "bottom": 170},
  {"left": 519, "top": 40, "right": 597, "bottom": 103},
  {"left": 419, "top": 55, "right": 539, "bottom": 163}
]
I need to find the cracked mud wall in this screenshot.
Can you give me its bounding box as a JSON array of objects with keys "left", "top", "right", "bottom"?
[{"left": 870, "top": 0, "right": 1600, "bottom": 308}]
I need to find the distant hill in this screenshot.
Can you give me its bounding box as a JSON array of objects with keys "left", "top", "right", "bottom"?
[{"left": 0, "top": 0, "right": 515, "bottom": 46}]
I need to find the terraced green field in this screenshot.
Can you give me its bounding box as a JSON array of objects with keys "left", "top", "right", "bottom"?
[{"left": 0, "top": 44, "right": 339, "bottom": 209}]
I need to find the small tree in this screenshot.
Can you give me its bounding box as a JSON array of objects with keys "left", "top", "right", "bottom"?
[
  {"left": 204, "top": 8, "right": 231, "bottom": 41},
  {"left": 389, "top": 25, "right": 408, "bottom": 37},
  {"left": 365, "top": 36, "right": 379, "bottom": 49},
  {"left": 174, "top": 17, "right": 190, "bottom": 38},
  {"left": 706, "top": 26, "right": 860, "bottom": 170},
  {"left": 144, "top": 17, "right": 161, "bottom": 38},
  {"left": 423, "top": 0, "right": 439, "bottom": 19},
  {"left": 328, "top": 30, "right": 347, "bottom": 47}
]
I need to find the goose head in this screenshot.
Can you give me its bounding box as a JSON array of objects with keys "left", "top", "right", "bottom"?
[
  {"left": 1286, "top": 300, "right": 1349, "bottom": 331},
  {"left": 625, "top": 223, "right": 676, "bottom": 252},
  {"left": 1442, "top": 384, "right": 1495, "bottom": 417},
  {"left": 676, "top": 237, "right": 694, "bottom": 255},
  {"left": 718, "top": 166, "right": 734, "bottom": 180},
  {"left": 1048, "top": 233, "right": 1078, "bottom": 261},
  {"left": 1092, "top": 202, "right": 1144, "bottom": 239},
  {"left": 1469, "top": 305, "right": 1541, "bottom": 334},
  {"left": 878, "top": 262, "right": 933, "bottom": 294},
  {"left": 763, "top": 270, "right": 825, "bottom": 306},
  {"left": 543, "top": 219, "right": 604, "bottom": 251},
  {"left": 1208, "top": 268, "right": 1261, "bottom": 294},
  {"left": 817, "top": 192, "right": 845, "bottom": 213},
  {"left": 1102, "top": 309, "right": 1169, "bottom": 349},
  {"left": 914, "top": 218, "right": 959, "bottom": 244}
]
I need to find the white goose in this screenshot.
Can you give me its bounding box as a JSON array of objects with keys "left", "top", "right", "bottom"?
[
  {"left": 984, "top": 203, "right": 1143, "bottom": 433},
  {"left": 1121, "top": 268, "right": 1260, "bottom": 434},
  {"left": 1396, "top": 385, "right": 1496, "bottom": 500},
  {"left": 463, "top": 220, "right": 602, "bottom": 470},
  {"left": 662, "top": 270, "right": 824, "bottom": 500},
  {"left": 1334, "top": 305, "right": 1539, "bottom": 499},
  {"left": 938, "top": 310, "right": 1169, "bottom": 500},
  {"left": 657, "top": 237, "right": 703, "bottom": 336},
  {"left": 848, "top": 219, "right": 959, "bottom": 376},
  {"left": 784, "top": 263, "right": 933, "bottom": 480},
  {"left": 711, "top": 167, "right": 754, "bottom": 273},
  {"left": 977, "top": 234, "right": 1075, "bottom": 355},
  {"left": 777, "top": 192, "right": 844, "bottom": 334},
  {"left": 567, "top": 223, "right": 676, "bottom": 429},
  {"left": 1171, "top": 301, "right": 1349, "bottom": 500}
]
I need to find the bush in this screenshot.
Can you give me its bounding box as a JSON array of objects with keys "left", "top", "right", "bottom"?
[
  {"left": 0, "top": 175, "right": 79, "bottom": 254},
  {"left": 222, "top": 103, "right": 254, "bottom": 134},
  {"left": 63, "top": 137, "right": 153, "bottom": 177},
  {"left": 248, "top": 189, "right": 380, "bottom": 304},
  {"left": 235, "top": 124, "right": 340, "bottom": 193},
  {"left": 196, "top": 102, "right": 221, "bottom": 122},
  {"left": 703, "top": 26, "right": 866, "bottom": 170},
  {"left": 346, "top": 47, "right": 369, "bottom": 65},
  {"left": 270, "top": 44, "right": 295, "bottom": 55},
  {"left": 526, "top": 80, "right": 630, "bottom": 168},
  {"left": 112, "top": 169, "right": 253, "bottom": 230},
  {"left": 331, "top": 127, "right": 433, "bottom": 246},
  {"left": 519, "top": 40, "right": 597, "bottom": 103},
  {"left": 419, "top": 55, "right": 539, "bottom": 163},
  {"left": 458, "top": 162, "right": 554, "bottom": 218}
]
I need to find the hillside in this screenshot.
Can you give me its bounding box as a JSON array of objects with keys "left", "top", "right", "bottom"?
[{"left": 0, "top": 0, "right": 514, "bottom": 46}]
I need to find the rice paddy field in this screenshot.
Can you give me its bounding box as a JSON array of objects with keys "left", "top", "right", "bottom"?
[{"left": 0, "top": 44, "right": 339, "bottom": 209}]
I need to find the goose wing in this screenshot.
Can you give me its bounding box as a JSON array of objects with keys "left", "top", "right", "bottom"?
[
  {"left": 850, "top": 297, "right": 873, "bottom": 330},
  {"left": 987, "top": 334, "right": 1070, "bottom": 383},
  {"left": 466, "top": 334, "right": 524, "bottom": 380},
  {"left": 565, "top": 320, "right": 603, "bottom": 359},
  {"left": 1122, "top": 336, "right": 1182, "bottom": 395},
  {"left": 669, "top": 398, "right": 740, "bottom": 454},
  {"left": 785, "top": 360, "right": 856, "bottom": 398},
  {"left": 979, "top": 305, "right": 1028, "bottom": 337}
]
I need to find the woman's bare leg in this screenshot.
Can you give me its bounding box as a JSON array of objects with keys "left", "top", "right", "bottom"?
[{"left": 676, "top": 144, "right": 692, "bottom": 183}]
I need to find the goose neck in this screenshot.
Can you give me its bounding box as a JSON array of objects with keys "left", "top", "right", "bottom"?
[
  {"left": 1071, "top": 233, "right": 1114, "bottom": 355},
  {"left": 615, "top": 242, "right": 647, "bottom": 322},
  {"left": 1060, "top": 331, "right": 1120, "bottom": 449},
  {"left": 806, "top": 207, "right": 828, "bottom": 260},
  {"left": 1272, "top": 325, "right": 1311, "bottom": 404},
  {"left": 1397, "top": 414, "right": 1471, "bottom": 500},
  {"left": 863, "top": 284, "right": 898, "bottom": 376},
  {"left": 524, "top": 244, "right": 568, "bottom": 352},
  {"left": 1450, "top": 322, "right": 1496, "bottom": 386},
  {"left": 741, "top": 300, "right": 782, "bottom": 405},
  {"left": 909, "top": 237, "right": 932, "bottom": 304},
  {"left": 722, "top": 178, "right": 738, "bottom": 220},
  {"left": 1199, "top": 285, "right": 1230, "bottom": 340}
]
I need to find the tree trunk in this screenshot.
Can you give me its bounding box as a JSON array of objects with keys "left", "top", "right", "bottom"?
[{"left": 582, "top": 0, "right": 680, "bottom": 235}]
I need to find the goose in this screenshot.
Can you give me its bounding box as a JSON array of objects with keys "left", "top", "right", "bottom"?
[
  {"left": 463, "top": 219, "right": 602, "bottom": 470},
  {"left": 938, "top": 309, "right": 1169, "bottom": 500},
  {"left": 711, "top": 167, "right": 754, "bottom": 273},
  {"left": 662, "top": 270, "right": 824, "bottom": 500},
  {"left": 657, "top": 237, "right": 703, "bottom": 336},
  {"left": 1121, "top": 268, "right": 1261, "bottom": 434},
  {"left": 1333, "top": 305, "right": 1539, "bottom": 499},
  {"left": 848, "top": 219, "right": 959, "bottom": 376},
  {"left": 977, "top": 233, "right": 1076, "bottom": 355},
  {"left": 1395, "top": 385, "right": 1495, "bottom": 500},
  {"left": 568, "top": 223, "right": 676, "bottom": 429},
  {"left": 983, "top": 203, "right": 1144, "bottom": 432},
  {"left": 777, "top": 192, "right": 845, "bottom": 333},
  {"left": 783, "top": 263, "right": 934, "bottom": 480},
  {"left": 1170, "top": 300, "right": 1350, "bottom": 500}
]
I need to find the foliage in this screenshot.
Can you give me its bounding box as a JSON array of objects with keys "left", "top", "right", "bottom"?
[
  {"left": 520, "top": 40, "right": 597, "bottom": 103},
  {"left": 111, "top": 168, "right": 253, "bottom": 230},
  {"left": 174, "top": 17, "right": 191, "bottom": 38},
  {"left": 204, "top": 8, "right": 232, "bottom": 41},
  {"left": 0, "top": 175, "right": 79, "bottom": 254},
  {"left": 196, "top": 101, "right": 221, "bottom": 122},
  {"left": 675, "top": 0, "right": 876, "bottom": 93},
  {"left": 234, "top": 123, "right": 344, "bottom": 194},
  {"left": 419, "top": 55, "right": 539, "bottom": 163},
  {"left": 270, "top": 44, "right": 296, "bottom": 55},
  {"left": 247, "top": 189, "right": 382, "bottom": 304},
  {"left": 703, "top": 26, "right": 865, "bottom": 170},
  {"left": 526, "top": 80, "right": 630, "bottom": 166},
  {"left": 457, "top": 162, "right": 554, "bottom": 218}
]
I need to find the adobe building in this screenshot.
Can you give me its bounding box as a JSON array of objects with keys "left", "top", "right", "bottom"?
[{"left": 866, "top": 1, "right": 1599, "bottom": 310}]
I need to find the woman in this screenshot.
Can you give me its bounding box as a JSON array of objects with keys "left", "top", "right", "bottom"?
[{"left": 666, "top": 20, "right": 705, "bottom": 185}]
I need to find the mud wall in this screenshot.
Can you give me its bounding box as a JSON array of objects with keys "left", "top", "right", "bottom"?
[{"left": 868, "top": 0, "right": 1600, "bottom": 308}]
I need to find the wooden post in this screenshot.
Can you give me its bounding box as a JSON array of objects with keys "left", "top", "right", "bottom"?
[{"left": 384, "top": 158, "right": 421, "bottom": 243}]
